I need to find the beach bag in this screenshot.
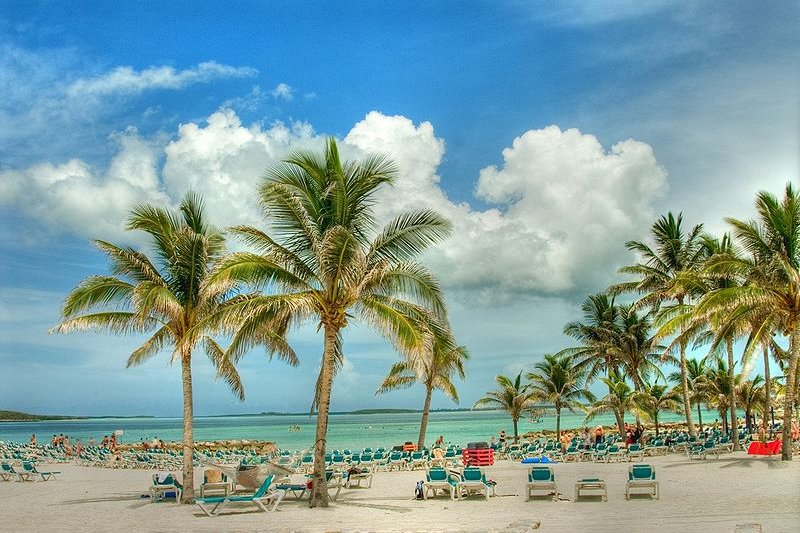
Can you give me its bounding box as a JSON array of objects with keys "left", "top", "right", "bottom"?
[{"left": 415, "top": 480, "right": 424, "bottom": 499}]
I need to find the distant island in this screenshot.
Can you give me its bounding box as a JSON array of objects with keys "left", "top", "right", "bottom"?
[
  {"left": 0, "top": 410, "right": 86, "bottom": 422},
  {"left": 0, "top": 410, "right": 155, "bottom": 422}
]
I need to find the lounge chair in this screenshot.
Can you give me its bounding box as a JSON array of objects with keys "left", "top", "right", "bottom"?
[
  {"left": 626, "top": 464, "right": 658, "bottom": 500},
  {"left": 195, "top": 474, "right": 285, "bottom": 516},
  {"left": 526, "top": 466, "right": 557, "bottom": 501},
  {"left": 625, "top": 443, "right": 644, "bottom": 462},
  {"left": 575, "top": 478, "right": 607, "bottom": 501},
  {"left": 456, "top": 467, "right": 495, "bottom": 500},
  {"left": 408, "top": 451, "right": 428, "bottom": 471},
  {"left": 1, "top": 463, "right": 22, "bottom": 481},
  {"left": 22, "top": 461, "right": 60, "bottom": 481},
  {"left": 345, "top": 464, "right": 375, "bottom": 489},
  {"left": 274, "top": 477, "right": 309, "bottom": 499},
  {"left": 150, "top": 473, "right": 183, "bottom": 503},
  {"left": 200, "top": 469, "right": 232, "bottom": 498},
  {"left": 591, "top": 443, "right": 609, "bottom": 462},
  {"left": 562, "top": 444, "right": 582, "bottom": 462},
  {"left": 422, "top": 467, "right": 458, "bottom": 500},
  {"left": 387, "top": 451, "right": 406, "bottom": 471},
  {"left": 606, "top": 444, "right": 624, "bottom": 463}
]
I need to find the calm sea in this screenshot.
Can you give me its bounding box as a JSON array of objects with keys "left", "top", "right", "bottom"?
[{"left": 0, "top": 409, "right": 729, "bottom": 450}]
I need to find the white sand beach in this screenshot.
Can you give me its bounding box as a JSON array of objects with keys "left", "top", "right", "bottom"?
[{"left": 1, "top": 452, "right": 798, "bottom": 533}]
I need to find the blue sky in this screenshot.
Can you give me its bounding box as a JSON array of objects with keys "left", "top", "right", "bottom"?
[{"left": 0, "top": 1, "right": 797, "bottom": 417}]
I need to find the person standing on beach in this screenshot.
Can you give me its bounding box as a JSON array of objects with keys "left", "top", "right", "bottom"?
[
  {"left": 30, "top": 434, "right": 36, "bottom": 446},
  {"left": 434, "top": 435, "right": 444, "bottom": 448},
  {"left": 499, "top": 430, "right": 507, "bottom": 447}
]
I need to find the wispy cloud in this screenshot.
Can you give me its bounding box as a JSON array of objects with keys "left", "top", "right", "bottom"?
[
  {"left": 66, "top": 61, "right": 257, "bottom": 98},
  {"left": 271, "top": 82, "right": 294, "bottom": 101}
]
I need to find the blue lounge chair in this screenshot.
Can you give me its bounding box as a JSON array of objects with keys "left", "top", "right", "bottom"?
[
  {"left": 149, "top": 473, "right": 183, "bottom": 503},
  {"left": 422, "top": 467, "right": 458, "bottom": 500},
  {"left": 22, "top": 461, "right": 60, "bottom": 481},
  {"left": 1, "top": 463, "right": 23, "bottom": 481},
  {"left": 456, "top": 467, "right": 495, "bottom": 500},
  {"left": 195, "top": 474, "right": 285, "bottom": 516},
  {"left": 626, "top": 464, "right": 658, "bottom": 500},
  {"left": 526, "top": 466, "right": 557, "bottom": 501}
]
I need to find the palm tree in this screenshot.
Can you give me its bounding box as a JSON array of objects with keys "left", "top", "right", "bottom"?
[
  {"left": 527, "top": 353, "right": 594, "bottom": 441},
  {"left": 738, "top": 375, "right": 765, "bottom": 433},
  {"left": 614, "top": 305, "right": 666, "bottom": 399},
  {"left": 376, "top": 323, "right": 469, "bottom": 450},
  {"left": 700, "top": 356, "right": 741, "bottom": 433},
  {"left": 562, "top": 293, "right": 622, "bottom": 389},
  {"left": 695, "top": 183, "right": 800, "bottom": 460},
  {"left": 614, "top": 212, "right": 706, "bottom": 436},
  {"left": 584, "top": 371, "right": 638, "bottom": 438},
  {"left": 669, "top": 357, "right": 710, "bottom": 432},
  {"left": 211, "top": 139, "right": 452, "bottom": 505},
  {"left": 473, "top": 372, "right": 536, "bottom": 442},
  {"left": 52, "top": 193, "right": 273, "bottom": 503},
  {"left": 633, "top": 381, "right": 680, "bottom": 436}
]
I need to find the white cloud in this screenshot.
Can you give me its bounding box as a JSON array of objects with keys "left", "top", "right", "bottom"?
[
  {"left": 345, "top": 113, "right": 667, "bottom": 299},
  {"left": 66, "top": 61, "right": 257, "bottom": 98},
  {"left": 271, "top": 83, "right": 294, "bottom": 101},
  {"left": 0, "top": 128, "right": 170, "bottom": 241},
  {"left": 1, "top": 109, "right": 667, "bottom": 301}
]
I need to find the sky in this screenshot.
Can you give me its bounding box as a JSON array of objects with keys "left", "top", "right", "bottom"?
[{"left": 0, "top": 1, "right": 797, "bottom": 417}]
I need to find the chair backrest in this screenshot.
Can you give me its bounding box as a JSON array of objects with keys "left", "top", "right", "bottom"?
[
  {"left": 1, "top": 463, "right": 14, "bottom": 472},
  {"left": 301, "top": 455, "right": 313, "bottom": 464},
  {"left": 630, "top": 465, "right": 654, "bottom": 480},
  {"left": 427, "top": 468, "right": 448, "bottom": 482},
  {"left": 529, "top": 467, "right": 554, "bottom": 482},
  {"left": 628, "top": 444, "right": 641, "bottom": 452},
  {"left": 253, "top": 474, "right": 275, "bottom": 498},
  {"left": 463, "top": 467, "right": 484, "bottom": 482},
  {"left": 22, "top": 462, "right": 34, "bottom": 472}
]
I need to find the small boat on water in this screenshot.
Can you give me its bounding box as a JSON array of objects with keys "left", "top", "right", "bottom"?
[{"left": 288, "top": 425, "right": 301, "bottom": 432}]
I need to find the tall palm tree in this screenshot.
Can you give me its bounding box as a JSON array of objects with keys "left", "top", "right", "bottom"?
[
  {"left": 473, "top": 372, "right": 536, "bottom": 442},
  {"left": 669, "top": 357, "right": 710, "bottom": 432},
  {"left": 584, "top": 371, "right": 638, "bottom": 438},
  {"left": 738, "top": 375, "right": 765, "bottom": 433},
  {"left": 699, "top": 356, "right": 741, "bottom": 433},
  {"left": 211, "top": 139, "right": 452, "bottom": 505},
  {"left": 52, "top": 193, "right": 270, "bottom": 503},
  {"left": 527, "top": 353, "right": 594, "bottom": 441},
  {"left": 376, "top": 323, "right": 469, "bottom": 450},
  {"left": 633, "top": 381, "right": 680, "bottom": 436},
  {"left": 614, "top": 305, "right": 666, "bottom": 398},
  {"left": 562, "top": 293, "right": 622, "bottom": 389},
  {"left": 614, "top": 212, "right": 706, "bottom": 436},
  {"left": 695, "top": 183, "right": 800, "bottom": 460}
]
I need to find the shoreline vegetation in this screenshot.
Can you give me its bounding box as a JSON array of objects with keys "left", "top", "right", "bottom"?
[{"left": 0, "top": 410, "right": 156, "bottom": 422}]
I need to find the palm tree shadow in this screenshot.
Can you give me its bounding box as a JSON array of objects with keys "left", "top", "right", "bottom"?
[{"left": 60, "top": 492, "right": 152, "bottom": 508}]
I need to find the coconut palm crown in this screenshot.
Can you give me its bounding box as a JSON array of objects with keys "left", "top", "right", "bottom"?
[
  {"left": 527, "top": 353, "right": 594, "bottom": 441},
  {"left": 473, "top": 372, "right": 537, "bottom": 442}
]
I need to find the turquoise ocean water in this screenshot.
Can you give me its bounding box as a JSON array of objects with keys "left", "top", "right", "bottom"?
[{"left": 0, "top": 408, "right": 730, "bottom": 451}]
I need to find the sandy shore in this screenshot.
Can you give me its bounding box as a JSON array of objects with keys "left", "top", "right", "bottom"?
[{"left": 1, "top": 452, "right": 798, "bottom": 532}]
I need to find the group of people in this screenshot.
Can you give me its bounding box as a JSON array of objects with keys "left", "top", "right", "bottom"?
[{"left": 140, "top": 436, "right": 165, "bottom": 451}]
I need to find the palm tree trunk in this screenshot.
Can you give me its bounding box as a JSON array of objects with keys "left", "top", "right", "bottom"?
[
  {"left": 781, "top": 326, "right": 800, "bottom": 461},
  {"left": 615, "top": 410, "right": 625, "bottom": 441},
  {"left": 417, "top": 384, "right": 433, "bottom": 451},
  {"left": 696, "top": 402, "right": 703, "bottom": 433},
  {"left": 180, "top": 351, "right": 195, "bottom": 504},
  {"left": 726, "top": 338, "right": 740, "bottom": 450},
  {"left": 555, "top": 406, "right": 561, "bottom": 442},
  {"left": 512, "top": 417, "right": 519, "bottom": 442},
  {"left": 679, "top": 345, "right": 697, "bottom": 436},
  {"left": 309, "top": 323, "right": 337, "bottom": 507},
  {"left": 655, "top": 412, "right": 660, "bottom": 437},
  {"left": 763, "top": 344, "right": 771, "bottom": 437}
]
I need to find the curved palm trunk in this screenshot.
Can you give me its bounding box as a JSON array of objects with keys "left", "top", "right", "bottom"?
[
  {"left": 781, "top": 326, "right": 800, "bottom": 461},
  {"left": 309, "top": 324, "right": 337, "bottom": 507},
  {"left": 679, "top": 341, "right": 697, "bottom": 437},
  {"left": 417, "top": 384, "right": 433, "bottom": 451},
  {"left": 512, "top": 416, "right": 519, "bottom": 442},
  {"left": 763, "top": 345, "right": 771, "bottom": 437},
  {"left": 654, "top": 411, "right": 660, "bottom": 437},
  {"left": 180, "top": 352, "right": 195, "bottom": 503},
  {"left": 726, "top": 339, "right": 740, "bottom": 450}
]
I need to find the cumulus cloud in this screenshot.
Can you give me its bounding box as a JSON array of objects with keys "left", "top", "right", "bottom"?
[
  {"left": 345, "top": 113, "right": 667, "bottom": 300},
  {"left": 0, "top": 128, "right": 170, "bottom": 241},
  {"left": 1, "top": 109, "right": 667, "bottom": 301},
  {"left": 66, "top": 61, "right": 257, "bottom": 98}
]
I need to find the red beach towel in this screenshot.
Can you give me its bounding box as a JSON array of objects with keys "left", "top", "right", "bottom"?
[{"left": 747, "top": 440, "right": 782, "bottom": 455}]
